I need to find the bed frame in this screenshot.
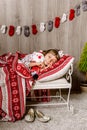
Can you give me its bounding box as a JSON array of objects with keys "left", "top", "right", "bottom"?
[{"left": 26, "top": 63, "right": 73, "bottom": 109}]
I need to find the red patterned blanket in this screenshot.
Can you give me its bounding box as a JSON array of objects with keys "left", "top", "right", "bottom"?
[{"left": 0, "top": 52, "right": 33, "bottom": 122}]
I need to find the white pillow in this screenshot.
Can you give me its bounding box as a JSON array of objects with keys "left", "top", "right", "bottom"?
[{"left": 38, "top": 55, "right": 74, "bottom": 82}]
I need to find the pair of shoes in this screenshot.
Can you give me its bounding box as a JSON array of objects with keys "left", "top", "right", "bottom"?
[
  {"left": 35, "top": 110, "right": 51, "bottom": 123},
  {"left": 24, "top": 108, "right": 51, "bottom": 123},
  {"left": 24, "top": 108, "right": 35, "bottom": 122}
]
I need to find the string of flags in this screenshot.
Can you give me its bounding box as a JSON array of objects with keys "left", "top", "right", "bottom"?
[{"left": 0, "top": 0, "right": 87, "bottom": 37}]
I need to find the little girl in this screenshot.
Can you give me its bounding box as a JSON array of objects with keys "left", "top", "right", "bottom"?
[{"left": 21, "top": 49, "right": 60, "bottom": 70}]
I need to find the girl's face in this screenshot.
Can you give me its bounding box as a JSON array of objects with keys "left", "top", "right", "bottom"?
[{"left": 44, "top": 53, "right": 57, "bottom": 66}]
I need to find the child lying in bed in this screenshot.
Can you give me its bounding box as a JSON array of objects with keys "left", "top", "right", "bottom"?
[
  {"left": 21, "top": 49, "right": 60, "bottom": 70},
  {"left": 21, "top": 49, "right": 60, "bottom": 79}
]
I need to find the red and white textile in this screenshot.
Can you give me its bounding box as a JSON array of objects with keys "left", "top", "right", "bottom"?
[{"left": 0, "top": 52, "right": 32, "bottom": 122}]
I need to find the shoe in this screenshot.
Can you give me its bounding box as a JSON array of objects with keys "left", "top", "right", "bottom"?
[
  {"left": 35, "top": 110, "right": 51, "bottom": 123},
  {"left": 24, "top": 108, "right": 35, "bottom": 122}
]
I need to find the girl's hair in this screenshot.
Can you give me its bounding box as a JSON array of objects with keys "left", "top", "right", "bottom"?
[{"left": 42, "top": 49, "right": 60, "bottom": 60}]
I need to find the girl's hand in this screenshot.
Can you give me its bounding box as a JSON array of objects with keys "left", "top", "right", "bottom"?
[{"left": 39, "top": 62, "right": 45, "bottom": 68}]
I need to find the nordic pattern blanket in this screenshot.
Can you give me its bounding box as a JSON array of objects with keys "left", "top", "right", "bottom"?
[{"left": 0, "top": 52, "right": 32, "bottom": 122}]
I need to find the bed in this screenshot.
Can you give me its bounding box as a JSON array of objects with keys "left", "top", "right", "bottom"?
[
  {"left": 0, "top": 51, "right": 74, "bottom": 122},
  {"left": 26, "top": 54, "right": 74, "bottom": 107}
]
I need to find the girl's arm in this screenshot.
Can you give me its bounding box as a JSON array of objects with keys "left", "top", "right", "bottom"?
[{"left": 29, "top": 62, "right": 45, "bottom": 68}]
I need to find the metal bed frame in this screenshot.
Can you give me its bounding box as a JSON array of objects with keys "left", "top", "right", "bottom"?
[{"left": 26, "top": 64, "right": 73, "bottom": 109}]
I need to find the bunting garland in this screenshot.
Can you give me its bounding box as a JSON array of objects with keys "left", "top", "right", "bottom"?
[{"left": 0, "top": 0, "right": 87, "bottom": 37}]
